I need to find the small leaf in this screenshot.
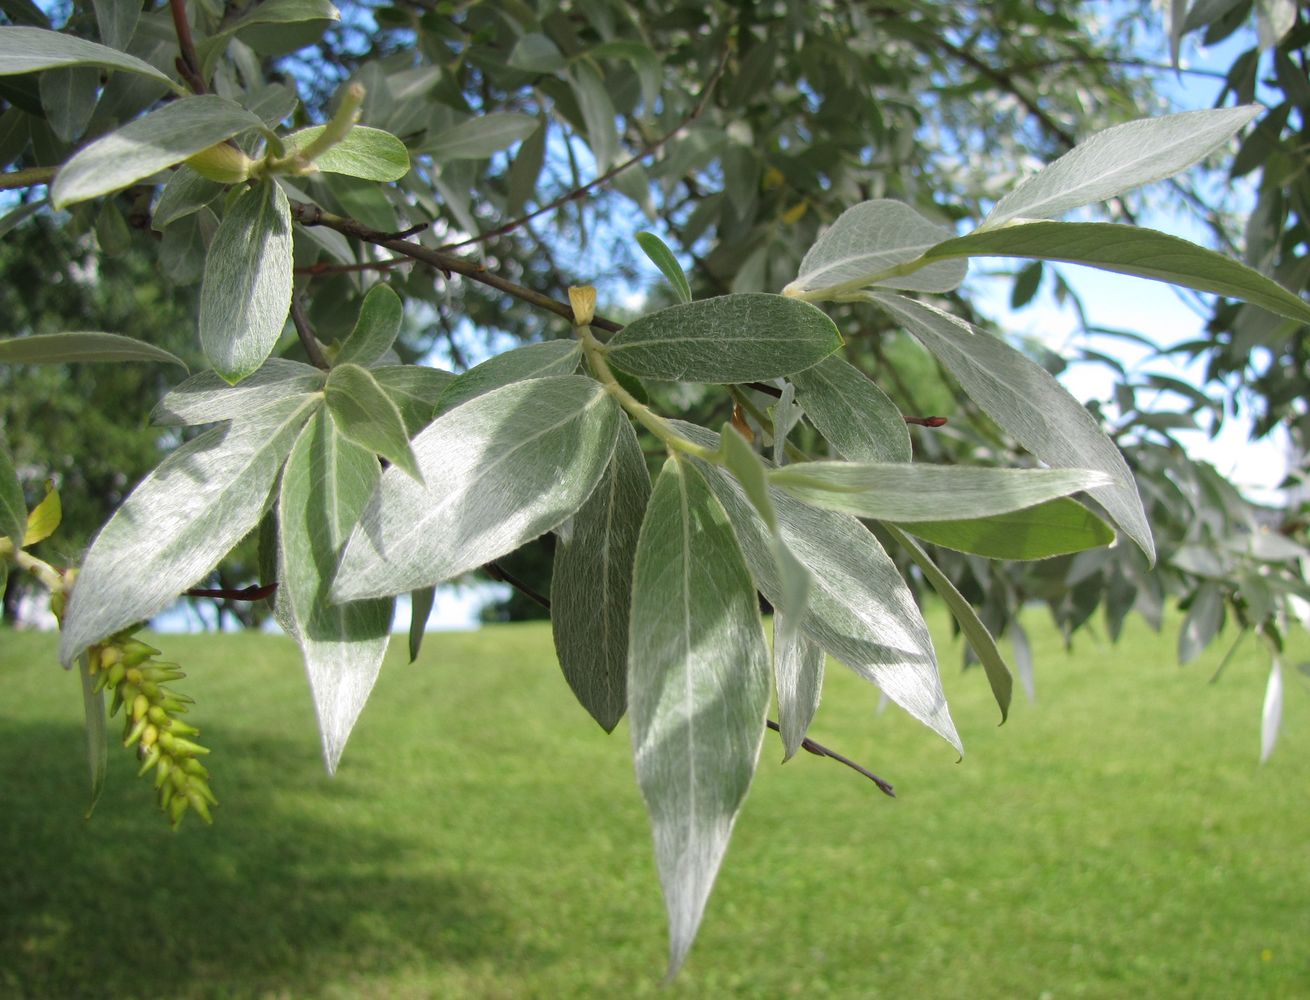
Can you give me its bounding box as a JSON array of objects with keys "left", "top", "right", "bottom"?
[
  {"left": 0, "top": 438, "right": 25, "bottom": 545},
  {"left": 1260, "top": 657, "right": 1283, "bottom": 763},
  {"left": 605, "top": 294, "right": 842, "bottom": 383},
  {"left": 789, "top": 355, "right": 911, "bottom": 464},
  {"left": 334, "top": 376, "right": 620, "bottom": 601},
  {"left": 51, "top": 96, "right": 263, "bottom": 208},
  {"left": 568, "top": 63, "right": 618, "bottom": 172},
  {"left": 335, "top": 284, "right": 403, "bottom": 367},
  {"left": 435, "top": 339, "right": 581, "bottom": 415},
  {"left": 0, "top": 25, "right": 175, "bottom": 89},
  {"left": 551, "top": 416, "right": 650, "bottom": 732},
  {"left": 78, "top": 653, "right": 108, "bottom": 818},
  {"left": 408, "top": 586, "right": 435, "bottom": 663},
  {"left": 983, "top": 106, "right": 1261, "bottom": 229},
  {"left": 423, "top": 112, "right": 538, "bottom": 160},
  {"left": 371, "top": 365, "right": 453, "bottom": 436},
  {"left": 281, "top": 124, "right": 409, "bottom": 181},
  {"left": 900, "top": 498, "right": 1115, "bottom": 560},
  {"left": 774, "top": 618, "right": 824, "bottom": 761},
  {"left": 629, "top": 456, "right": 770, "bottom": 978},
  {"left": 153, "top": 358, "right": 325, "bottom": 426},
  {"left": 324, "top": 363, "right": 421, "bottom": 481},
  {"left": 0, "top": 332, "right": 188, "bottom": 369},
  {"left": 636, "top": 231, "right": 692, "bottom": 304},
  {"left": 1010, "top": 619, "right": 1035, "bottom": 702},
  {"left": 22, "top": 479, "right": 60, "bottom": 545},
  {"left": 199, "top": 180, "right": 294, "bottom": 384}
]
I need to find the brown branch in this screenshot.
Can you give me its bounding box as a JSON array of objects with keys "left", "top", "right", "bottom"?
[
  {"left": 290, "top": 294, "right": 332, "bottom": 370},
  {"left": 185, "top": 583, "right": 277, "bottom": 601},
  {"left": 0, "top": 166, "right": 56, "bottom": 191},
  {"left": 483, "top": 561, "right": 550, "bottom": 610},
  {"left": 295, "top": 257, "right": 414, "bottom": 277},
  {"left": 765, "top": 720, "right": 895, "bottom": 797},
  {"left": 905, "top": 415, "right": 948, "bottom": 427},
  {"left": 169, "top": 0, "right": 207, "bottom": 95}
]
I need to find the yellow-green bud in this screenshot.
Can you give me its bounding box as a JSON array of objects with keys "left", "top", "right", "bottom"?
[
  {"left": 140, "top": 724, "right": 159, "bottom": 748},
  {"left": 186, "top": 789, "right": 213, "bottom": 824},
  {"left": 137, "top": 747, "right": 162, "bottom": 777},
  {"left": 185, "top": 142, "right": 254, "bottom": 184},
  {"left": 122, "top": 716, "right": 147, "bottom": 748},
  {"left": 131, "top": 694, "right": 149, "bottom": 722},
  {"left": 98, "top": 645, "right": 122, "bottom": 671}
]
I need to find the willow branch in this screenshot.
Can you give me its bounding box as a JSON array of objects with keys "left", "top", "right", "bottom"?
[
  {"left": 765, "top": 721, "right": 895, "bottom": 797},
  {"left": 169, "top": 0, "right": 207, "bottom": 94},
  {"left": 289, "top": 294, "right": 331, "bottom": 370},
  {"left": 0, "top": 166, "right": 56, "bottom": 191}
]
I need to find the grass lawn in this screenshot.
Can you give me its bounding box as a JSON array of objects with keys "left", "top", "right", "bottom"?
[{"left": 1, "top": 608, "right": 1307, "bottom": 999}]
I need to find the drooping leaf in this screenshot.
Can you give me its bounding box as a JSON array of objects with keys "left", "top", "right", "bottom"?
[
  {"left": 629, "top": 456, "right": 770, "bottom": 978},
  {"left": 774, "top": 617, "right": 824, "bottom": 761},
  {"left": 1260, "top": 656, "right": 1283, "bottom": 763},
  {"left": 59, "top": 394, "right": 319, "bottom": 666},
  {"left": 408, "top": 586, "right": 435, "bottom": 663},
  {"left": 635, "top": 231, "right": 692, "bottom": 304},
  {"left": 568, "top": 63, "right": 619, "bottom": 172},
  {"left": 435, "top": 339, "right": 581, "bottom": 415},
  {"left": 38, "top": 65, "right": 98, "bottom": 143},
  {"left": 0, "top": 438, "right": 25, "bottom": 545},
  {"left": 1178, "top": 583, "right": 1224, "bottom": 664},
  {"left": 0, "top": 25, "right": 175, "bottom": 89},
  {"left": 324, "top": 362, "right": 421, "bottom": 481},
  {"left": 371, "top": 365, "right": 453, "bottom": 436},
  {"left": 873, "top": 292, "right": 1155, "bottom": 563},
  {"left": 900, "top": 497, "right": 1115, "bottom": 560},
  {"left": 983, "top": 106, "right": 1261, "bottom": 229},
  {"left": 334, "top": 376, "right": 620, "bottom": 601},
  {"left": 153, "top": 358, "right": 325, "bottom": 426},
  {"left": 199, "top": 180, "right": 294, "bottom": 384},
  {"left": 783, "top": 199, "right": 967, "bottom": 298},
  {"left": 0, "top": 332, "right": 188, "bottom": 369},
  {"left": 51, "top": 96, "right": 263, "bottom": 208},
  {"left": 78, "top": 653, "right": 107, "bottom": 818},
  {"left": 1010, "top": 619, "right": 1035, "bottom": 702},
  {"left": 551, "top": 416, "right": 650, "bottom": 732},
  {"left": 277, "top": 408, "right": 393, "bottom": 773},
  {"left": 22, "top": 479, "right": 60, "bottom": 545},
  {"left": 919, "top": 222, "right": 1310, "bottom": 327},
  {"left": 280, "top": 124, "right": 409, "bottom": 181},
  {"left": 605, "top": 294, "right": 842, "bottom": 383},
  {"left": 423, "top": 112, "right": 539, "bottom": 160},
  {"left": 789, "top": 355, "right": 911, "bottom": 463},
  {"left": 335, "top": 284, "right": 403, "bottom": 367}
]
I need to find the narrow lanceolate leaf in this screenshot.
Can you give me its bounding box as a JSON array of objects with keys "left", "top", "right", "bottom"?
[
  {"left": 51, "top": 96, "right": 263, "bottom": 208},
  {"left": 783, "top": 199, "right": 967, "bottom": 299},
  {"left": 883, "top": 523, "right": 1012, "bottom": 723},
  {"left": 78, "top": 653, "right": 107, "bottom": 818},
  {"left": 281, "top": 125, "right": 409, "bottom": 181},
  {"left": 900, "top": 497, "right": 1115, "bottom": 560},
  {"left": 38, "top": 65, "right": 98, "bottom": 142},
  {"left": 423, "top": 112, "right": 539, "bottom": 160},
  {"left": 334, "top": 376, "right": 620, "bottom": 601},
  {"left": 0, "top": 439, "right": 25, "bottom": 545},
  {"left": 629, "top": 456, "right": 770, "bottom": 978},
  {"left": 59, "top": 394, "right": 319, "bottom": 666},
  {"left": 636, "top": 231, "right": 692, "bottom": 304},
  {"left": 153, "top": 358, "right": 324, "bottom": 426},
  {"left": 982, "top": 106, "right": 1262, "bottom": 229},
  {"left": 0, "top": 332, "right": 187, "bottom": 369},
  {"left": 551, "top": 416, "right": 650, "bottom": 732},
  {"left": 93, "top": 0, "right": 141, "bottom": 51},
  {"left": 0, "top": 25, "right": 175, "bottom": 89},
  {"left": 1260, "top": 657, "right": 1283, "bottom": 764},
  {"left": 408, "top": 586, "right": 435, "bottom": 663},
  {"left": 23, "top": 480, "right": 60, "bottom": 545},
  {"left": 1010, "top": 619, "right": 1035, "bottom": 702},
  {"left": 774, "top": 617, "right": 824, "bottom": 761},
  {"left": 605, "top": 294, "right": 842, "bottom": 383},
  {"left": 789, "top": 355, "right": 911, "bottom": 463},
  {"left": 569, "top": 63, "right": 619, "bottom": 172},
  {"left": 371, "top": 365, "right": 453, "bottom": 436},
  {"left": 335, "top": 284, "right": 403, "bottom": 367},
  {"left": 873, "top": 292, "right": 1154, "bottom": 564},
  {"left": 434, "top": 339, "right": 581, "bottom": 415},
  {"left": 199, "top": 180, "right": 294, "bottom": 384},
  {"left": 324, "top": 363, "right": 421, "bottom": 481},
  {"left": 920, "top": 223, "right": 1310, "bottom": 327},
  {"left": 771, "top": 461, "right": 1110, "bottom": 522},
  {"left": 278, "top": 408, "right": 393, "bottom": 773},
  {"left": 153, "top": 167, "right": 225, "bottom": 230},
  {"left": 675, "top": 423, "right": 959, "bottom": 751}
]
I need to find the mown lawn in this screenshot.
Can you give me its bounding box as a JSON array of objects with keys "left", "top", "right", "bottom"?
[{"left": 1, "top": 608, "right": 1307, "bottom": 999}]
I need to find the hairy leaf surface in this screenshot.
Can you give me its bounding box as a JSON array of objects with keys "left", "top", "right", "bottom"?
[
  {"left": 0, "top": 25, "right": 174, "bottom": 88},
  {"left": 335, "top": 284, "right": 403, "bottom": 366},
  {"left": 774, "top": 617, "right": 824, "bottom": 761},
  {"left": 435, "top": 339, "right": 581, "bottom": 415},
  {"left": 324, "top": 362, "right": 421, "bottom": 480},
  {"left": 372, "top": 365, "right": 453, "bottom": 435},
  {"left": 281, "top": 125, "right": 409, "bottom": 181},
  {"left": 153, "top": 358, "right": 324, "bottom": 426},
  {"left": 900, "top": 498, "right": 1115, "bottom": 559},
  {"left": 0, "top": 332, "right": 187, "bottom": 369},
  {"left": 789, "top": 355, "right": 911, "bottom": 463}
]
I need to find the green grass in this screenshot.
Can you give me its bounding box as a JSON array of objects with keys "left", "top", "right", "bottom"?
[{"left": 1, "top": 609, "right": 1307, "bottom": 999}]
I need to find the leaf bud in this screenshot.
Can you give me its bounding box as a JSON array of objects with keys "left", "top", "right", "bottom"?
[
  {"left": 185, "top": 142, "right": 254, "bottom": 184},
  {"left": 131, "top": 694, "right": 150, "bottom": 722}
]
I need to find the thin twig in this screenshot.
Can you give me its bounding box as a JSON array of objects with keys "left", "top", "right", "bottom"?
[
  {"left": 483, "top": 561, "right": 550, "bottom": 610},
  {"left": 169, "top": 0, "right": 207, "bottom": 94},
  {"left": 290, "top": 294, "right": 332, "bottom": 370},
  {"left": 766, "top": 721, "right": 895, "bottom": 797},
  {"left": 905, "top": 415, "right": 948, "bottom": 427},
  {"left": 0, "top": 166, "right": 56, "bottom": 191},
  {"left": 185, "top": 583, "right": 278, "bottom": 601},
  {"left": 295, "top": 257, "right": 414, "bottom": 276}
]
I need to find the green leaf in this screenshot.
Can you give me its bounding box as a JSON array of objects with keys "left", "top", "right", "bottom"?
[
  {"left": 0, "top": 332, "right": 188, "bottom": 369},
  {"left": 199, "top": 180, "right": 294, "bottom": 384},
  {"left": 281, "top": 124, "right": 409, "bottom": 181},
  {"left": 153, "top": 358, "right": 325, "bottom": 426},
  {"left": 0, "top": 25, "right": 175, "bottom": 90},
  {"left": 983, "top": 106, "right": 1262, "bottom": 229},
  {"left": 435, "top": 339, "right": 581, "bottom": 415},
  {"left": 423, "top": 112, "right": 539, "bottom": 160},
  {"left": 23, "top": 479, "right": 60, "bottom": 545},
  {"left": 770, "top": 461, "right": 1110, "bottom": 521},
  {"left": 277, "top": 408, "right": 393, "bottom": 772},
  {"left": 333, "top": 376, "right": 620, "bottom": 601},
  {"left": 635, "top": 231, "right": 692, "bottom": 304},
  {"left": 1010, "top": 619, "right": 1035, "bottom": 702},
  {"left": 1260, "top": 656, "right": 1283, "bottom": 763},
  {"left": 789, "top": 355, "right": 911, "bottom": 463},
  {"left": 783, "top": 199, "right": 967, "bottom": 299},
  {"left": 92, "top": 0, "right": 141, "bottom": 51},
  {"left": 568, "top": 63, "right": 618, "bottom": 172},
  {"left": 921, "top": 222, "right": 1310, "bottom": 327},
  {"left": 508, "top": 32, "right": 566, "bottom": 73},
  {"left": 335, "top": 284, "right": 402, "bottom": 367},
  {"left": 38, "top": 65, "right": 98, "bottom": 143},
  {"left": 324, "top": 363, "right": 421, "bottom": 481},
  {"left": 882, "top": 523, "right": 1013, "bottom": 724},
  {"left": 873, "top": 292, "right": 1155, "bottom": 564},
  {"left": 153, "top": 166, "right": 225, "bottom": 230},
  {"left": 51, "top": 96, "right": 263, "bottom": 208},
  {"left": 0, "top": 438, "right": 26, "bottom": 545},
  {"left": 408, "top": 586, "right": 435, "bottom": 663},
  {"left": 629, "top": 456, "right": 770, "bottom": 978},
  {"left": 78, "top": 653, "right": 107, "bottom": 818},
  {"left": 230, "top": 0, "right": 340, "bottom": 30},
  {"left": 506, "top": 121, "right": 545, "bottom": 215},
  {"left": 1179, "top": 583, "right": 1224, "bottom": 664},
  {"left": 900, "top": 497, "right": 1115, "bottom": 560},
  {"left": 371, "top": 365, "right": 454, "bottom": 437},
  {"left": 59, "top": 394, "right": 319, "bottom": 666},
  {"left": 774, "top": 617, "right": 824, "bottom": 762},
  {"left": 605, "top": 294, "right": 842, "bottom": 383},
  {"left": 588, "top": 40, "right": 662, "bottom": 114},
  {"left": 551, "top": 416, "right": 650, "bottom": 732}
]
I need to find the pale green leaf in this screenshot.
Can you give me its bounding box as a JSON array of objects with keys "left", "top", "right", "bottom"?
[
  {"left": 278, "top": 408, "right": 392, "bottom": 772},
  {"left": 230, "top": 0, "right": 340, "bottom": 30},
  {"left": 153, "top": 166, "right": 225, "bottom": 230},
  {"left": 0, "top": 25, "right": 175, "bottom": 89},
  {"left": 335, "top": 284, "right": 403, "bottom": 367},
  {"left": 789, "top": 355, "right": 911, "bottom": 463},
  {"left": 551, "top": 416, "right": 650, "bottom": 732},
  {"left": 93, "top": 0, "right": 140, "bottom": 51},
  {"left": 59, "top": 394, "right": 319, "bottom": 666},
  {"left": 199, "top": 180, "right": 294, "bottom": 384},
  {"left": 1010, "top": 619, "right": 1035, "bottom": 702},
  {"left": 38, "top": 65, "right": 98, "bottom": 143},
  {"left": 324, "top": 362, "right": 421, "bottom": 481},
  {"left": 605, "top": 294, "right": 842, "bottom": 383},
  {"left": 371, "top": 365, "right": 453, "bottom": 436},
  {"left": 23, "top": 479, "right": 60, "bottom": 545},
  {"left": 569, "top": 63, "right": 618, "bottom": 172},
  {"left": 78, "top": 653, "right": 107, "bottom": 818},
  {"left": 334, "top": 376, "right": 620, "bottom": 601},
  {"left": 281, "top": 124, "right": 409, "bottom": 181},
  {"left": 51, "top": 96, "right": 263, "bottom": 208},
  {"left": 435, "top": 339, "right": 581, "bottom": 415},
  {"left": 983, "top": 106, "right": 1261, "bottom": 229},
  {"left": 508, "top": 33, "right": 565, "bottom": 73},
  {"left": 1260, "top": 656, "right": 1283, "bottom": 763},
  {"left": 153, "top": 358, "right": 324, "bottom": 426},
  {"left": 900, "top": 497, "right": 1115, "bottom": 560},
  {"left": 0, "top": 439, "right": 25, "bottom": 545},
  {"left": 629, "top": 456, "right": 770, "bottom": 978},
  {"left": 636, "top": 231, "right": 691, "bottom": 304},
  {"left": 1178, "top": 583, "right": 1224, "bottom": 664},
  {"left": 774, "top": 617, "right": 824, "bottom": 761},
  {"left": 588, "top": 40, "right": 661, "bottom": 113},
  {"left": 0, "top": 332, "right": 187, "bottom": 369},
  {"left": 423, "top": 112, "right": 538, "bottom": 160},
  {"left": 408, "top": 586, "right": 435, "bottom": 663}
]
